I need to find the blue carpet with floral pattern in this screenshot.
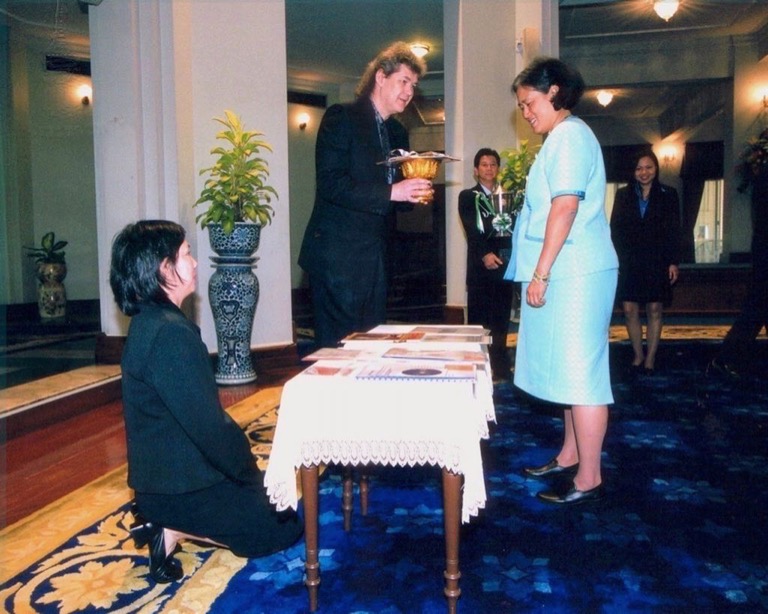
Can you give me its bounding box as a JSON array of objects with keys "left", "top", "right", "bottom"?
[{"left": 2, "top": 341, "right": 767, "bottom": 613}]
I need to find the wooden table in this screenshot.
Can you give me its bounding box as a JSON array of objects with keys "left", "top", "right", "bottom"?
[{"left": 264, "top": 326, "right": 495, "bottom": 612}]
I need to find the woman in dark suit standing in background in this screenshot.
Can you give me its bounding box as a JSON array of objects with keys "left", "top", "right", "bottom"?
[
  {"left": 610, "top": 150, "right": 681, "bottom": 375},
  {"left": 110, "top": 220, "right": 302, "bottom": 584}
]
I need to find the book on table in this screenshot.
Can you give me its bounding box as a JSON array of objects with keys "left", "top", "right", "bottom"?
[
  {"left": 301, "top": 347, "right": 379, "bottom": 362},
  {"left": 354, "top": 361, "right": 477, "bottom": 382},
  {"left": 380, "top": 347, "right": 487, "bottom": 364},
  {"left": 342, "top": 331, "right": 491, "bottom": 345},
  {"left": 409, "top": 325, "right": 490, "bottom": 335},
  {"left": 302, "top": 362, "right": 358, "bottom": 377}
]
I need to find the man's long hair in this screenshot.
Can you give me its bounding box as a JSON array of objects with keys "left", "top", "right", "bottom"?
[{"left": 355, "top": 41, "right": 426, "bottom": 99}]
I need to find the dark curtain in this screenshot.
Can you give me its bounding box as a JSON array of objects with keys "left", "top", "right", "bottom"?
[
  {"left": 679, "top": 141, "right": 723, "bottom": 263},
  {"left": 679, "top": 180, "right": 706, "bottom": 263}
]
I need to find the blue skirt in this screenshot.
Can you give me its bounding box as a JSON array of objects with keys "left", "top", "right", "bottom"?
[{"left": 514, "top": 269, "right": 617, "bottom": 405}]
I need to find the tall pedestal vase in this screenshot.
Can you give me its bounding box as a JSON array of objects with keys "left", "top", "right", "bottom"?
[
  {"left": 207, "top": 223, "right": 261, "bottom": 385},
  {"left": 37, "top": 262, "right": 67, "bottom": 320}
]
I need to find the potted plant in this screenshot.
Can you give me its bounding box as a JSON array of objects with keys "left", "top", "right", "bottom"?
[
  {"left": 195, "top": 111, "right": 278, "bottom": 385},
  {"left": 24, "top": 231, "right": 68, "bottom": 320},
  {"left": 736, "top": 127, "right": 768, "bottom": 194},
  {"left": 497, "top": 139, "right": 540, "bottom": 216},
  {"left": 195, "top": 110, "right": 277, "bottom": 258}
]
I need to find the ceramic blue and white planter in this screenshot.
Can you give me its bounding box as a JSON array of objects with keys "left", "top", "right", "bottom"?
[
  {"left": 207, "top": 222, "right": 262, "bottom": 385},
  {"left": 207, "top": 222, "right": 261, "bottom": 259}
]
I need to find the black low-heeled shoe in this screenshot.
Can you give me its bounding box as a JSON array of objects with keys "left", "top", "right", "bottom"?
[
  {"left": 129, "top": 522, "right": 152, "bottom": 549},
  {"left": 129, "top": 522, "right": 183, "bottom": 584},
  {"left": 130, "top": 502, "right": 147, "bottom": 526},
  {"left": 537, "top": 482, "right": 604, "bottom": 505},
  {"left": 706, "top": 358, "right": 741, "bottom": 381},
  {"left": 524, "top": 458, "right": 579, "bottom": 478}
]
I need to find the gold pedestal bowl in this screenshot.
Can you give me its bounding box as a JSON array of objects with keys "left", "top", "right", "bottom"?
[
  {"left": 400, "top": 158, "right": 441, "bottom": 204},
  {"left": 382, "top": 151, "right": 460, "bottom": 205}
]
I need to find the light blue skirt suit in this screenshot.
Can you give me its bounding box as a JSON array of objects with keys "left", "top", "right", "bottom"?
[{"left": 505, "top": 116, "right": 618, "bottom": 406}]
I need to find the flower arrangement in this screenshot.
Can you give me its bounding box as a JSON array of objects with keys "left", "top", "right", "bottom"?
[
  {"left": 497, "top": 140, "right": 540, "bottom": 214},
  {"left": 736, "top": 128, "right": 768, "bottom": 193}
]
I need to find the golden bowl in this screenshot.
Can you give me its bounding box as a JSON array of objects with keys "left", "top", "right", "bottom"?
[{"left": 401, "top": 158, "right": 440, "bottom": 180}]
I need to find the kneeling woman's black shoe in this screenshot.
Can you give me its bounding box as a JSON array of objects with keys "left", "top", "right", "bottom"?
[{"left": 129, "top": 522, "right": 183, "bottom": 584}]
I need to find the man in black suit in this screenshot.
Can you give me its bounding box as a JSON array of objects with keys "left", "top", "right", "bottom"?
[
  {"left": 299, "top": 42, "right": 433, "bottom": 348},
  {"left": 708, "top": 171, "right": 768, "bottom": 379},
  {"left": 458, "top": 148, "right": 515, "bottom": 379}
]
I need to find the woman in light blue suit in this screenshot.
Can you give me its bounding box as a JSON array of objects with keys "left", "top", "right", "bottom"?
[{"left": 505, "top": 58, "right": 618, "bottom": 505}]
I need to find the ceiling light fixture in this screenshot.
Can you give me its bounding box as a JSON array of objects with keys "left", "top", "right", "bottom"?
[
  {"left": 596, "top": 90, "right": 614, "bottom": 107},
  {"left": 653, "top": 0, "right": 680, "bottom": 22},
  {"left": 409, "top": 43, "right": 429, "bottom": 59}
]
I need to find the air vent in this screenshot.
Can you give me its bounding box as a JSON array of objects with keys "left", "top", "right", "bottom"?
[
  {"left": 45, "top": 55, "right": 91, "bottom": 76},
  {"left": 288, "top": 91, "right": 326, "bottom": 109}
]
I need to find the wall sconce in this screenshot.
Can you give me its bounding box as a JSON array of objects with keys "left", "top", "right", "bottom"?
[
  {"left": 751, "top": 86, "right": 768, "bottom": 110},
  {"left": 659, "top": 144, "right": 678, "bottom": 166},
  {"left": 409, "top": 43, "right": 429, "bottom": 59},
  {"left": 77, "top": 84, "right": 92, "bottom": 106},
  {"left": 297, "top": 112, "right": 310, "bottom": 131},
  {"left": 596, "top": 90, "right": 613, "bottom": 107},
  {"left": 653, "top": 0, "right": 680, "bottom": 22}
]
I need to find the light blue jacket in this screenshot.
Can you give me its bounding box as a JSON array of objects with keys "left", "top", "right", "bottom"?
[{"left": 505, "top": 116, "right": 617, "bottom": 282}]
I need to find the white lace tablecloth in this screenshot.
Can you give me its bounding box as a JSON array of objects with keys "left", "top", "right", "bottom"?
[{"left": 264, "top": 360, "right": 495, "bottom": 523}]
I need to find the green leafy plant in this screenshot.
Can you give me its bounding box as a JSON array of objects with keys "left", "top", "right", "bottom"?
[
  {"left": 24, "top": 231, "right": 67, "bottom": 264},
  {"left": 195, "top": 110, "right": 277, "bottom": 235},
  {"left": 736, "top": 127, "right": 768, "bottom": 193},
  {"left": 497, "top": 140, "right": 540, "bottom": 214}
]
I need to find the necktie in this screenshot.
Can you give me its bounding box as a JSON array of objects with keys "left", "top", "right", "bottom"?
[{"left": 375, "top": 110, "right": 395, "bottom": 184}]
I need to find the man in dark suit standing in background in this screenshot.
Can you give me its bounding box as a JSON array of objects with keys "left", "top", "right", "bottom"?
[
  {"left": 458, "top": 148, "right": 515, "bottom": 379},
  {"left": 299, "top": 42, "right": 433, "bottom": 348},
  {"left": 708, "top": 169, "right": 768, "bottom": 379}
]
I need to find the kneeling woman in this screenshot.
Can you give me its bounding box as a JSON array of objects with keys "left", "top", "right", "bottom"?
[{"left": 110, "top": 220, "right": 302, "bottom": 583}]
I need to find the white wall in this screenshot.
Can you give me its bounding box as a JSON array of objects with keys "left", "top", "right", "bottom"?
[{"left": 91, "top": 0, "right": 294, "bottom": 351}]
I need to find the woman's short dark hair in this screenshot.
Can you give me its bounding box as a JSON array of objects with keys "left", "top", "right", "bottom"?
[
  {"left": 512, "top": 57, "right": 585, "bottom": 111},
  {"left": 110, "top": 220, "right": 186, "bottom": 316},
  {"left": 355, "top": 41, "right": 427, "bottom": 99},
  {"left": 473, "top": 148, "right": 500, "bottom": 168}
]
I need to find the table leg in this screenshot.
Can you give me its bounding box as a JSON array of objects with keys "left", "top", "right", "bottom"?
[
  {"left": 442, "top": 469, "right": 462, "bottom": 613},
  {"left": 342, "top": 466, "right": 353, "bottom": 531},
  {"left": 300, "top": 465, "right": 320, "bottom": 612},
  {"left": 360, "top": 473, "right": 369, "bottom": 516}
]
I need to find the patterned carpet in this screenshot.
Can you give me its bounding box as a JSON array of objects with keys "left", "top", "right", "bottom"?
[
  {"left": 0, "top": 387, "right": 284, "bottom": 613},
  {"left": 2, "top": 337, "right": 767, "bottom": 613}
]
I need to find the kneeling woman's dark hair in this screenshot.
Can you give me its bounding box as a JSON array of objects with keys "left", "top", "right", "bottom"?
[
  {"left": 512, "top": 57, "right": 585, "bottom": 111},
  {"left": 110, "top": 220, "right": 186, "bottom": 316}
]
